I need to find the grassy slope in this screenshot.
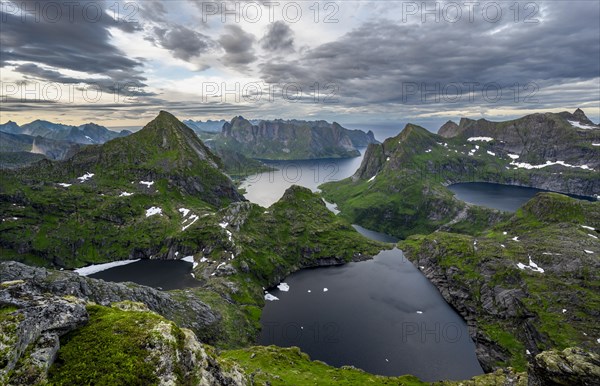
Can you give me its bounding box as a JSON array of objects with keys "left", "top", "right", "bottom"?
[
  {"left": 0, "top": 111, "right": 240, "bottom": 268},
  {"left": 399, "top": 194, "right": 600, "bottom": 370}
]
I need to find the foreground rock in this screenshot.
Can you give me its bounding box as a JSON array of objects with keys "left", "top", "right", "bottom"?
[
  {"left": 528, "top": 348, "right": 600, "bottom": 386},
  {"left": 0, "top": 261, "right": 221, "bottom": 343}
]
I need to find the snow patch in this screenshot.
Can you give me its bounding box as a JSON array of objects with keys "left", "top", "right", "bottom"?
[
  {"left": 277, "top": 283, "right": 290, "bottom": 292},
  {"left": 77, "top": 172, "right": 94, "bottom": 182},
  {"left": 368, "top": 174, "right": 377, "bottom": 182},
  {"left": 568, "top": 120, "right": 598, "bottom": 130},
  {"left": 516, "top": 256, "right": 545, "bottom": 273},
  {"left": 140, "top": 181, "right": 154, "bottom": 187},
  {"left": 75, "top": 259, "right": 140, "bottom": 276},
  {"left": 507, "top": 154, "right": 520, "bottom": 159},
  {"left": 510, "top": 160, "right": 593, "bottom": 171},
  {"left": 512, "top": 236, "right": 520, "bottom": 241},
  {"left": 487, "top": 150, "right": 496, "bottom": 156},
  {"left": 581, "top": 225, "right": 595, "bottom": 231},
  {"left": 58, "top": 183, "right": 71, "bottom": 187},
  {"left": 416, "top": 311, "right": 423, "bottom": 314},
  {"left": 182, "top": 214, "right": 199, "bottom": 231},
  {"left": 584, "top": 250, "right": 594, "bottom": 254},
  {"left": 119, "top": 192, "right": 133, "bottom": 197},
  {"left": 467, "top": 137, "right": 493, "bottom": 142},
  {"left": 145, "top": 207, "right": 162, "bottom": 217},
  {"left": 179, "top": 208, "right": 190, "bottom": 217},
  {"left": 588, "top": 234, "right": 598, "bottom": 239},
  {"left": 323, "top": 288, "right": 329, "bottom": 292},
  {"left": 592, "top": 143, "right": 600, "bottom": 146}
]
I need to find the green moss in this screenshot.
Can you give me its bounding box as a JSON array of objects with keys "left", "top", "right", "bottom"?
[
  {"left": 221, "top": 346, "right": 427, "bottom": 386},
  {"left": 48, "top": 305, "right": 161, "bottom": 385}
]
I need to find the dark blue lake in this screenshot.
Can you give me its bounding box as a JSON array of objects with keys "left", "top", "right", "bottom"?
[{"left": 448, "top": 182, "right": 595, "bottom": 212}]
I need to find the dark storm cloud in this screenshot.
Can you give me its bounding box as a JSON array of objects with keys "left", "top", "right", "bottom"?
[
  {"left": 218, "top": 25, "right": 257, "bottom": 68},
  {"left": 260, "top": 1, "right": 600, "bottom": 109},
  {"left": 147, "top": 25, "right": 216, "bottom": 62},
  {"left": 13, "top": 63, "right": 153, "bottom": 96},
  {"left": 260, "top": 21, "right": 295, "bottom": 52},
  {"left": 1, "top": 0, "right": 148, "bottom": 91},
  {"left": 1, "top": 1, "right": 141, "bottom": 70}
]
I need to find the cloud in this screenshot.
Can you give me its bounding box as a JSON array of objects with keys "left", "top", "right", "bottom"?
[
  {"left": 0, "top": 0, "right": 148, "bottom": 92},
  {"left": 259, "top": 1, "right": 600, "bottom": 111},
  {"left": 218, "top": 25, "right": 257, "bottom": 69},
  {"left": 147, "top": 25, "right": 216, "bottom": 62},
  {"left": 260, "top": 21, "right": 295, "bottom": 53},
  {"left": 12, "top": 63, "right": 153, "bottom": 96}
]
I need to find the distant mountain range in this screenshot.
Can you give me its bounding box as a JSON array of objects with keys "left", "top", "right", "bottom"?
[
  {"left": 0, "top": 120, "right": 131, "bottom": 145},
  {"left": 207, "top": 116, "right": 378, "bottom": 160},
  {"left": 0, "top": 120, "right": 132, "bottom": 168}
]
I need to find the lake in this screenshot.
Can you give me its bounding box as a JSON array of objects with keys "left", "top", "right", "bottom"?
[
  {"left": 240, "top": 150, "right": 366, "bottom": 207},
  {"left": 87, "top": 259, "right": 200, "bottom": 290},
  {"left": 448, "top": 182, "right": 595, "bottom": 212},
  {"left": 259, "top": 246, "right": 483, "bottom": 382}
]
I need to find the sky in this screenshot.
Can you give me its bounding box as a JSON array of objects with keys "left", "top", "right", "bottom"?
[{"left": 1, "top": 0, "right": 599, "bottom": 131}]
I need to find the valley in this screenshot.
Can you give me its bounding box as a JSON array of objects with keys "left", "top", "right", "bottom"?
[{"left": 0, "top": 109, "right": 599, "bottom": 385}]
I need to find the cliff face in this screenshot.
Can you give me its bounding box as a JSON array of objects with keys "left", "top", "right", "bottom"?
[
  {"left": 218, "top": 117, "right": 376, "bottom": 159},
  {"left": 399, "top": 194, "right": 600, "bottom": 373}
]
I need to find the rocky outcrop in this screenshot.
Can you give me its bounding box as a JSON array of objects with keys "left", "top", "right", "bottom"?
[
  {"left": 438, "top": 120, "right": 460, "bottom": 138},
  {"left": 0, "top": 261, "right": 221, "bottom": 343},
  {"left": 0, "top": 279, "right": 247, "bottom": 386},
  {"left": 0, "top": 280, "right": 88, "bottom": 385},
  {"left": 528, "top": 348, "right": 600, "bottom": 386}
]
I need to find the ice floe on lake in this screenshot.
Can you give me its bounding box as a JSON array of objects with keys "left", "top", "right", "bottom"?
[
  {"left": 277, "top": 282, "right": 290, "bottom": 292},
  {"left": 264, "top": 293, "right": 279, "bottom": 301}
]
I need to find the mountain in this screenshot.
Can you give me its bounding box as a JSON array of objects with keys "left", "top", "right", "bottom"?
[
  {"left": 0, "top": 131, "right": 82, "bottom": 161},
  {"left": 210, "top": 116, "right": 377, "bottom": 160},
  {"left": 0, "top": 120, "right": 21, "bottom": 134},
  {"left": 0, "top": 111, "right": 243, "bottom": 268},
  {"left": 2, "top": 119, "right": 131, "bottom": 145},
  {"left": 400, "top": 193, "right": 600, "bottom": 373},
  {"left": 183, "top": 119, "right": 228, "bottom": 133},
  {"left": 321, "top": 109, "right": 599, "bottom": 239},
  {"left": 437, "top": 109, "right": 599, "bottom": 170}
]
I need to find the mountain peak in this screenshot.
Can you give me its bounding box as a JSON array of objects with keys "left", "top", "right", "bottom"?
[{"left": 573, "top": 108, "right": 593, "bottom": 124}]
